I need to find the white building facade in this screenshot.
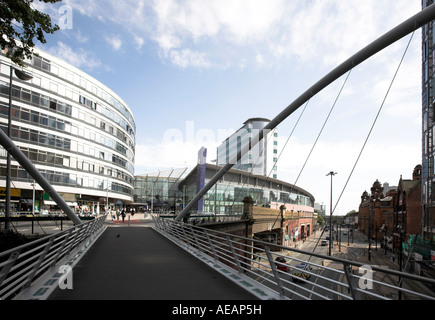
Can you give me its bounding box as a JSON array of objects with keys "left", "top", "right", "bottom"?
[
  {"left": 0, "top": 48, "right": 135, "bottom": 214},
  {"left": 216, "top": 118, "right": 278, "bottom": 179}
]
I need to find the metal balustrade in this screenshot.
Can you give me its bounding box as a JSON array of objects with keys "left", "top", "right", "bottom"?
[
  {"left": 0, "top": 215, "right": 107, "bottom": 300},
  {"left": 153, "top": 215, "right": 435, "bottom": 300}
]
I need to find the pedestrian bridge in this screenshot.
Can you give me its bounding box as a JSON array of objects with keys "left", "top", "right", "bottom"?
[
  {"left": 1, "top": 214, "right": 434, "bottom": 301},
  {"left": 2, "top": 4, "right": 435, "bottom": 305}
]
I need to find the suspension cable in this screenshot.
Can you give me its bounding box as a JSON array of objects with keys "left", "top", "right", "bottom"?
[
  {"left": 270, "top": 70, "right": 353, "bottom": 229},
  {"left": 332, "top": 31, "right": 415, "bottom": 216}
]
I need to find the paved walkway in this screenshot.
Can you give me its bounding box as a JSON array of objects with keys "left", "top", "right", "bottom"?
[{"left": 48, "top": 214, "right": 257, "bottom": 300}]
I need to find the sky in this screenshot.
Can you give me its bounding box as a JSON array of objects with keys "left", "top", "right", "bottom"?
[{"left": 34, "top": 0, "right": 424, "bottom": 215}]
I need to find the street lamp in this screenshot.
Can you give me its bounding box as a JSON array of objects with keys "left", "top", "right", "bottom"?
[
  {"left": 326, "top": 171, "right": 337, "bottom": 256},
  {"left": 5, "top": 66, "right": 33, "bottom": 230}
]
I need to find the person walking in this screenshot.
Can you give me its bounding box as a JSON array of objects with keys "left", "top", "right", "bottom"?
[{"left": 121, "top": 207, "right": 126, "bottom": 222}]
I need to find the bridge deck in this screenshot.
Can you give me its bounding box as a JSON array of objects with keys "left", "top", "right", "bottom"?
[{"left": 48, "top": 223, "right": 257, "bottom": 300}]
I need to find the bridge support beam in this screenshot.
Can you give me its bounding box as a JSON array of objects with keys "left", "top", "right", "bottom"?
[
  {"left": 175, "top": 4, "right": 435, "bottom": 222},
  {"left": 0, "top": 127, "right": 82, "bottom": 225}
]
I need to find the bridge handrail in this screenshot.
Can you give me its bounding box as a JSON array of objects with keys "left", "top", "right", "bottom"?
[
  {"left": 0, "top": 215, "right": 107, "bottom": 300},
  {"left": 153, "top": 215, "right": 435, "bottom": 300}
]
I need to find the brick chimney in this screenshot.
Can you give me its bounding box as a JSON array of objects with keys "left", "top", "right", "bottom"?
[{"left": 412, "top": 165, "right": 422, "bottom": 181}]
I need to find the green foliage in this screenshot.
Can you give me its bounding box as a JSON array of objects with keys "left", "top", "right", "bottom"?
[
  {"left": 0, "top": 0, "right": 61, "bottom": 66},
  {"left": 317, "top": 214, "right": 324, "bottom": 225}
]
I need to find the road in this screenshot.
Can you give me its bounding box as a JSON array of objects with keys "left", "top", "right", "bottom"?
[{"left": 249, "top": 226, "right": 379, "bottom": 300}]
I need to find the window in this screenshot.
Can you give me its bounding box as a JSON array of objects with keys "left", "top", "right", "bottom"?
[
  {"left": 48, "top": 116, "right": 56, "bottom": 128},
  {"left": 57, "top": 102, "right": 65, "bottom": 113},
  {"left": 39, "top": 114, "right": 48, "bottom": 126},
  {"left": 0, "top": 104, "right": 7, "bottom": 115},
  {"left": 21, "top": 89, "right": 31, "bottom": 101},
  {"left": 29, "top": 150, "right": 37, "bottom": 161},
  {"left": 31, "top": 92, "right": 40, "bottom": 105},
  {"left": 41, "top": 59, "right": 51, "bottom": 72},
  {"left": 30, "top": 130, "right": 38, "bottom": 143},
  {"left": 30, "top": 111, "right": 39, "bottom": 123},
  {"left": 20, "top": 128, "right": 29, "bottom": 140},
  {"left": 11, "top": 106, "right": 20, "bottom": 119},
  {"left": 39, "top": 133, "right": 48, "bottom": 145},
  {"left": 21, "top": 109, "right": 30, "bottom": 121},
  {"left": 49, "top": 98, "right": 57, "bottom": 110},
  {"left": 48, "top": 134, "right": 56, "bottom": 146},
  {"left": 38, "top": 151, "right": 47, "bottom": 162},
  {"left": 33, "top": 56, "right": 51, "bottom": 72},
  {"left": 40, "top": 95, "right": 49, "bottom": 108},
  {"left": 0, "top": 81, "right": 8, "bottom": 95}
]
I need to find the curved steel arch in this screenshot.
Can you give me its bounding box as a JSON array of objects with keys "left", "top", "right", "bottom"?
[{"left": 176, "top": 4, "right": 435, "bottom": 221}]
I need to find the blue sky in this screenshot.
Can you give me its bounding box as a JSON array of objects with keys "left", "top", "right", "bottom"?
[{"left": 35, "top": 0, "right": 423, "bottom": 215}]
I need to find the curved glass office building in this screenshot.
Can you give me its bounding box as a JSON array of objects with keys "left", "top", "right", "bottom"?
[
  {"left": 179, "top": 163, "right": 314, "bottom": 216},
  {"left": 0, "top": 48, "right": 135, "bottom": 214}
]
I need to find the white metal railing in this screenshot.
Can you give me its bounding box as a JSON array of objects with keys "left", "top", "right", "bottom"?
[
  {"left": 153, "top": 215, "right": 435, "bottom": 300},
  {"left": 0, "top": 215, "right": 107, "bottom": 300}
]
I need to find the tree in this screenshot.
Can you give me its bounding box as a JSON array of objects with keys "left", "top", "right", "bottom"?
[
  {"left": 317, "top": 214, "right": 325, "bottom": 226},
  {"left": 0, "top": 0, "right": 61, "bottom": 66}
]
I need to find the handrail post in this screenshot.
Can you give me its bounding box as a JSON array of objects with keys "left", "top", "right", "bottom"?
[
  {"left": 206, "top": 233, "right": 218, "bottom": 260},
  {"left": 189, "top": 226, "right": 202, "bottom": 252},
  {"left": 50, "top": 229, "right": 73, "bottom": 268},
  {"left": 0, "top": 251, "right": 20, "bottom": 287},
  {"left": 343, "top": 263, "right": 363, "bottom": 300},
  {"left": 264, "top": 246, "right": 286, "bottom": 297},
  {"left": 226, "top": 236, "right": 242, "bottom": 273},
  {"left": 24, "top": 237, "right": 55, "bottom": 288}
]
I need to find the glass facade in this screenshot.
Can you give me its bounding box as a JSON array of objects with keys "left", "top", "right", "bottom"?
[
  {"left": 0, "top": 48, "right": 135, "bottom": 214},
  {"left": 134, "top": 168, "right": 188, "bottom": 213},
  {"left": 422, "top": 0, "right": 435, "bottom": 238},
  {"left": 180, "top": 164, "right": 314, "bottom": 216}
]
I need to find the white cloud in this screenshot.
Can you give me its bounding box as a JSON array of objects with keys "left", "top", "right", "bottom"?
[
  {"left": 53, "top": 0, "right": 422, "bottom": 70},
  {"left": 134, "top": 36, "right": 145, "bottom": 49},
  {"left": 105, "top": 36, "right": 123, "bottom": 51},
  {"left": 46, "top": 41, "right": 101, "bottom": 70},
  {"left": 168, "top": 49, "right": 212, "bottom": 69}
]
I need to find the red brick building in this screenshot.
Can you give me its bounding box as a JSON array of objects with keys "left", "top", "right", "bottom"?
[
  {"left": 390, "top": 165, "right": 422, "bottom": 248},
  {"left": 358, "top": 165, "right": 423, "bottom": 253},
  {"left": 358, "top": 180, "right": 395, "bottom": 244}
]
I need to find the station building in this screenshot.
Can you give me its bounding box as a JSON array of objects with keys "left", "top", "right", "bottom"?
[{"left": 178, "top": 163, "right": 314, "bottom": 217}]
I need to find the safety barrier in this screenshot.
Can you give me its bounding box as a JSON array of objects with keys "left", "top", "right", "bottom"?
[
  {"left": 153, "top": 215, "right": 435, "bottom": 300},
  {"left": 0, "top": 215, "right": 107, "bottom": 300}
]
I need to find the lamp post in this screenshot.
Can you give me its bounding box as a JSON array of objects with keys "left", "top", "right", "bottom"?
[
  {"left": 368, "top": 202, "right": 372, "bottom": 261},
  {"left": 326, "top": 171, "right": 337, "bottom": 256},
  {"left": 5, "top": 67, "right": 33, "bottom": 230}
]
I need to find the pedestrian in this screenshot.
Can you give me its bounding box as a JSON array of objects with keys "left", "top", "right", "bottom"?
[
  {"left": 116, "top": 209, "right": 120, "bottom": 220},
  {"left": 392, "top": 254, "right": 396, "bottom": 262},
  {"left": 121, "top": 208, "right": 126, "bottom": 222}
]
